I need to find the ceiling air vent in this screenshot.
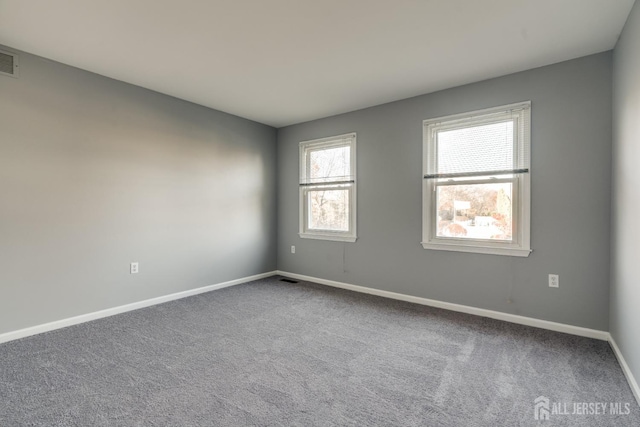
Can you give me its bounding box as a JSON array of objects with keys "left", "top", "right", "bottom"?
[{"left": 0, "top": 49, "right": 18, "bottom": 78}]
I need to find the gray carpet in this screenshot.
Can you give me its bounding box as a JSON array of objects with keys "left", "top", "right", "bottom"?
[{"left": 1, "top": 276, "right": 638, "bottom": 426}]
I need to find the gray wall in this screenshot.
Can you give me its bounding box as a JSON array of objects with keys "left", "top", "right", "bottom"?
[
  {"left": 0, "top": 47, "right": 277, "bottom": 335},
  {"left": 278, "top": 53, "right": 612, "bottom": 330},
  {"left": 611, "top": 0, "right": 640, "bottom": 392}
]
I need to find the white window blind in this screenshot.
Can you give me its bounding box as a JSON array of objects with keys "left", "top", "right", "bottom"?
[{"left": 424, "top": 105, "right": 530, "bottom": 179}]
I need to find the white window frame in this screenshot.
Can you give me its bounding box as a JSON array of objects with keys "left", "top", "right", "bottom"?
[
  {"left": 299, "top": 133, "right": 357, "bottom": 242},
  {"left": 422, "top": 102, "right": 531, "bottom": 257}
]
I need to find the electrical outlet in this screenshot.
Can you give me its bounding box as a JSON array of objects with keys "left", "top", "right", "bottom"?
[
  {"left": 291, "top": 245, "right": 296, "bottom": 254},
  {"left": 548, "top": 274, "right": 559, "bottom": 288},
  {"left": 130, "top": 262, "right": 139, "bottom": 274}
]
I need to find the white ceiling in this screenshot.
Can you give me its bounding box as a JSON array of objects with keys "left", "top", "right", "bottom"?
[{"left": 0, "top": 0, "right": 635, "bottom": 127}]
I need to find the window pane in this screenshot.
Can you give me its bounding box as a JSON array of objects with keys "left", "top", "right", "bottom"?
[
  {"left": 308, "top": 189, "right": 349, "bottom": 231},
  {"left": 436, "top": 182, "right": 513, "bottom": 241},
  {"left": 309, "top": 146, "right": 350, "bottom": 183},
  {"left": 437, "top": 121, "right": 513, "bottom": 174}
]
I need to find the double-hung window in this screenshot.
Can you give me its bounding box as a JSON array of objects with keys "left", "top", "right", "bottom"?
[
  {"left": 299, "top": 133, "right": 357, "bottom": 242},
  {"left": 422, "top": 102, "right": 531, "bottom": 257}
]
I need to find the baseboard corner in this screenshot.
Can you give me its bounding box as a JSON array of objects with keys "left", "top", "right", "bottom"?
[{"left": 608, "top": 334, "right": 640, "bottom": 407}]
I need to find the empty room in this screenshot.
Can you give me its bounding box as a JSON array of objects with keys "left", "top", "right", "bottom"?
[{"left": 1, "top": 0, "right": 640, "bottom": 425}]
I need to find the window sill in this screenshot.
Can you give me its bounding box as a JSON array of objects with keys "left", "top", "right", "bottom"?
[
  {"left": 300, "top": 233, "right": 357, "bottom": 243},
  {"left": 421, "top": 241, "right": 531, "bottom": 257}
]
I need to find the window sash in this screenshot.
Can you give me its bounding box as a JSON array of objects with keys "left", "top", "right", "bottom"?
[
  {"left": 300, "top": 135, "right": 356, "bottom": 185},
  {"left": 429, "top": 177, "right": 519, "bottom": 244},
  {"left": 425, "top": 103, "right": 530, "bottom": 178},
  {"left": 303, "top": 184, "right": 353, "bottom": 234}
]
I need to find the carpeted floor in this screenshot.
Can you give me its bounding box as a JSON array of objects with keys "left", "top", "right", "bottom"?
[{"left": 1, "top": 276, "right": 638, "bottom": 426}]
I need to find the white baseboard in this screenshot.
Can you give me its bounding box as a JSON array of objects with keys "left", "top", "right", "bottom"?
[
  {"left": 608, "top": 335, "right": 640, "bottom": 406},
  {"left": 276, "top": 270, "right": 610, "bottom": 341},
  {"left": 276, "top": 270, "right": 640, "bottom": 405},
  {"left": 0, "top": 271, "right": 277, "bottom": 345},
  {"left": 2, "top": 269, "right": 637, "bottom": 406}
]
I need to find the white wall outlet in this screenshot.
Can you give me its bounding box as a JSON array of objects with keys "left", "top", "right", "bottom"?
[
  {"left": 291, "top": 245, "right": 296, "bottom": 254},
  {"left": 130, "top": 262, "right": 139, "bottom": 274},
  {"left": 549, "top": 274, "right": 559, "bottom": 288}
]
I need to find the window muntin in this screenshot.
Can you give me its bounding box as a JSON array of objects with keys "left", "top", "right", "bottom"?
[
  {"left": 299, "top": 134, "right": 356, "bottom": 242},
  {"left": 422, "top": 102, "right": 531, "bottom": 257}
]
